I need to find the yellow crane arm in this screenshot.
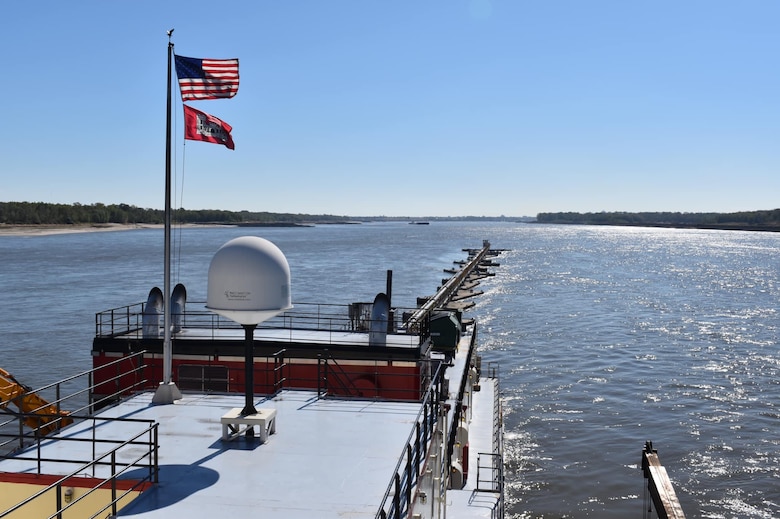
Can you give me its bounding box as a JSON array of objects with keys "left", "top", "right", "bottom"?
[{"left": 0, "top": 367, "right": 73, "bottom": 435}]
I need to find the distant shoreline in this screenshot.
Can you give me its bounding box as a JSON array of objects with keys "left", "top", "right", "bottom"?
[
  {"left": 0, "top": 221, "right": 342, "bottom": 237},
  {"left": 3, "top": 220, "right": 778, "bottom": 238},
  {"left": 535, "top": 222, "right": 780, "bottom": 233},
  {"left": 0, "top": 223, "right": 235, "bottom": 237}
]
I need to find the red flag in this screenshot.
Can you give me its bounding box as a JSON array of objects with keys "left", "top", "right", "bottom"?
[{"left": 183, "top": 105, "right": 235, "bottom": 150}]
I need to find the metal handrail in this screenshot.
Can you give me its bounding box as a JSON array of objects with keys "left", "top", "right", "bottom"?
[
  {"left": 0, "top": 418, "right": 158, "bottom": 519},
  {"left": 0, "top": 352, "right": 158, "bottom": 518},
  {"left": 405, "top": 240, "right": 492, "bottom": 330},
  {"left": 474, "top": 361, "right": 505, "bottom": 518},
  {"left": 446, "top": 323, "right": 479, "bottom": 475},
  {"left": 95, "top": 301, "right": 429, "bottom": 343},
  {"left": 375, "top": 360, "right": 445, "bottom": 519},
  {"left": 317, "top": 352, "right": 362, "bottom": 399},
  {"left": 0, "top": 352, "right": 148, "bottom": 454},
  {"left": 476, "top": 453, "right": 503, "bottom": 492},
  {"left": 167, "top": 352, "right": 433, "bottom": 402}
]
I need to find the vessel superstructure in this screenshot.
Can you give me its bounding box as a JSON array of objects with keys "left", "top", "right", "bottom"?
[{"left": 0, "top": 241, "right": 505, "bottom": 518}]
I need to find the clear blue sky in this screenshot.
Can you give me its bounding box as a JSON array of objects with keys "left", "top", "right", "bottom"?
[{"left": 1, "top": 1, "right": 778, "bottom": 217}]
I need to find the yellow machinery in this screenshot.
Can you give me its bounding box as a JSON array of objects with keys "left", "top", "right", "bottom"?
[{"left": 0, "top": 367, "right": 72, "bottom": 435}]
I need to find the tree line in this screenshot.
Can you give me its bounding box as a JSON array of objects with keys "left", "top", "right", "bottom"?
[
  {"left": 0, "top": 202, "right": 352, "bottom": 225},
  {"left": 536, "top": 210, "right": 780, "bottom": 230}
]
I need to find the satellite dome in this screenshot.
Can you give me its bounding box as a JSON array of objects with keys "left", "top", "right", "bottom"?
[{"left": 206, "top": 236, "right": 292, "bottom": 325}]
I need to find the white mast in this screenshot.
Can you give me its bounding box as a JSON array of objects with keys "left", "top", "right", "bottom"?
[{"left": 153, "top": 29, "right": 182, "bottom": 405}]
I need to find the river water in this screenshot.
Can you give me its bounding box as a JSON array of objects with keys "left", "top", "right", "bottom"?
[{"left": 0, "top": 221, "right": 777, "bottom": 518}]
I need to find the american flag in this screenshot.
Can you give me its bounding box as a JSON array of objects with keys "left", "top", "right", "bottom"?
[{"left": 174, "top": 55, "right": 239, "bottom": 101}]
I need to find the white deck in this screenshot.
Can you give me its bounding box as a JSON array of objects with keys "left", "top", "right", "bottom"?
[
  {"left": 448, "top": 377, "right": 503, "bottom": 517},
  {"left": 2, "top": 340, "right": 501, "bottom": 519},
  {"left": 166, "top": 326, "right": 421, "bottom": 348},
  {"left": 1, "top": 391, "right": 422, "bottom": 518}
]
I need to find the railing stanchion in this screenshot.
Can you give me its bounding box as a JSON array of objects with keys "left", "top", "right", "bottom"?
[
  {"left": 88, "top": 370, "right": 94, "bottom": 415},
  {"left": 111, "top": 450, "right": 118, "bottom": 516},
  {"left": 393, "top": 473, "right": 401, "bottom": 519},
  {"left": 415, "top": 422, "right": 421, "bottom": 475},
  {"left": 406, "top": 443, "right": 413, "bottom": 505},
  {"left": 55, "top": 482, "right": 63, "bottom": 519},
  {"left": 36, "top": 427, "right": 41, "bottom": 474},
  {"left": 317, "top": 355, "right": 322, "bottom": 397},
  {"left": 92, "top": 417, "right": 97, "bottom": 477}
]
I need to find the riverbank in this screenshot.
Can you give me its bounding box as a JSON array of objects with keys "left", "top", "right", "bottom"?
[
  {"left": 0, "top": 223, "right": 236, "bottom": 237},
  {"left": 545, "top": 222, "right": 780, "bottom": 233}
]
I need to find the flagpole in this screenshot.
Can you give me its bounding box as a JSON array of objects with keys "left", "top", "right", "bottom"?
[{"left": 153, "top": 29, "right": 182, "bottom": 405}]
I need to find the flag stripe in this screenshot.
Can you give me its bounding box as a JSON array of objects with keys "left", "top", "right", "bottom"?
[{"left": 174, "top": 55, "right": 239, "bottom": 101}]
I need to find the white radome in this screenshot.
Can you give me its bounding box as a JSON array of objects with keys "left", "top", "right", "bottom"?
[{"left": 206, "top": 236, "right": 292, "bottom": 325}]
